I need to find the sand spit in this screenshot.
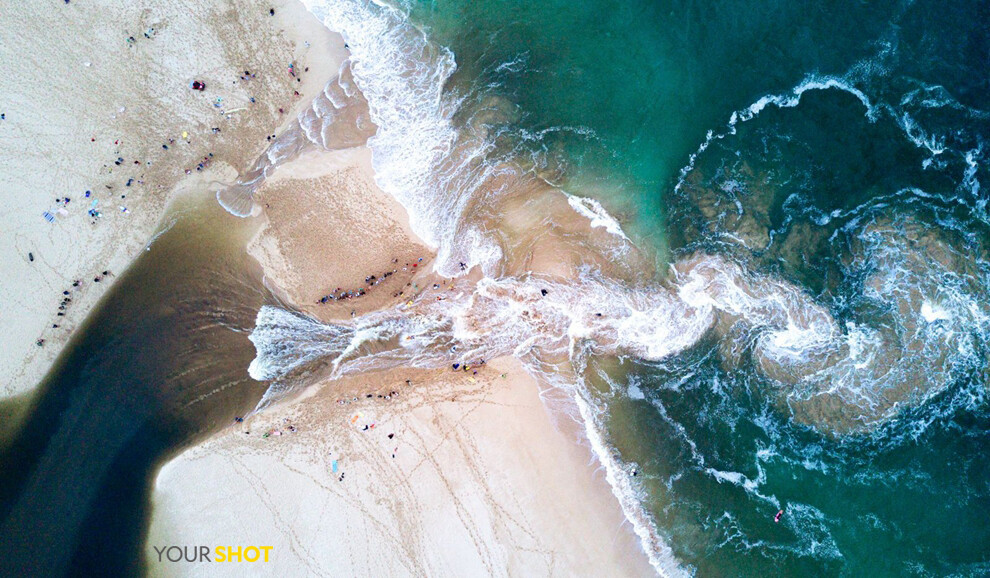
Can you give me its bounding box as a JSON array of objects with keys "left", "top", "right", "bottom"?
[
  {"left": 151, "top": 127, "right": 653, "bottom": 576},
  {"left": 147, "top": 358, "right": 653, "bottom": 577},
  {"left": 247, "top": 146, "right": 432, "bottom": 322}
]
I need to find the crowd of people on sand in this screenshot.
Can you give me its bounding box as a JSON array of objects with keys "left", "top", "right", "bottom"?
[
  {"left": 230, "top": 383, "right": 408, "bottom": 483},
  {"left": 336, "top": 385, "right": 409, "bottom": 480},
  {"left": 43, "top": 2, "right": 316, "bottom": 230},
  {"left": 27, "top": 4, "right": 317, "bottom": 352},
  {"left": 451, "top": 358, "right": 487, "bottom": 376},
  {"left": 35, "top": 271, "right": 114, "bottom": 347},
  {"left": 327, "top": 362, "right": 494, "bottom": 481},
  {"left": 236, "top": 364, "right": 496, "bottom": 483},
  {"left": 336, "top": 388, "right": 402, "bottom": 406},
  {"left": 316, "top": 257, "right": 429, "bottom": 304},
  {"left": 313, "top": 256, "right": 481, "bottom": 307},
  {"left": 260, "top": 417, "right": 300, "bottom": 438}
]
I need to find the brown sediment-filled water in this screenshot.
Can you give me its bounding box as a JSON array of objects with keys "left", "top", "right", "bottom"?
[{"left": 0, "top": 190, "right": 271, "bottom": 577}]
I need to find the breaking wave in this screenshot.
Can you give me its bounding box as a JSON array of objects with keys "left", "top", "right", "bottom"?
[
  {"left": 303, "top": 0, "right": 518, "bottom": 277},
  {"left": 217, "top": 59, "right": 376, "bottom": 216},
  {"left": 241, "top": 0, "right": 989, "bottom": 574}
]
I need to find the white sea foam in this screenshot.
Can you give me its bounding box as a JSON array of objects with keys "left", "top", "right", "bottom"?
[
  {"left": 676, "top": 75, "right": 878, "bottom": 195},
  {"left": 247, "top": 306, "right": 355, "bottom": 381},
  {"left": 247, "top": 211, "right": 989, "bottom": 568},
  {"left": 566, "top": 193, "right": 630, "bottom": 240},
  {"left": 303, "top": 0, "right": 506, "bottom": 277},
  {"left": 251, "top": 229, "right": 988, "bottom": 426},
  {"left": 248, "top": 226, "right": 987, "bottom": 570},
  {"left": 245, "top": 0, "right": 990, "bottom": 573},
  {"left": 962, "top": 147, "right": 986, "bottom": 215},
  {"left": 572, "top": 386, "right": 690, "bottom": 577},
  {"left": 143, "top": 215, "right": 180, "bottom": 251}
]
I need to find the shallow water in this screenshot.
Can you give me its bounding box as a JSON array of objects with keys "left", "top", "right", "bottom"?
[
  {"left": 0, "top": 194, "right": 270, "bottom": 577},
  {"left": 286, "top": 0, "right": 990, "bottom": 574},
  {"left": 3, "top": 0, "right": 986, "bottom": 574}
]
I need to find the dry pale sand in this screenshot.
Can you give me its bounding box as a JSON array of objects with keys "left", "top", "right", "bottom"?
[
  {"left": 147, "top": 358, "right": 653, "bottom": 577},
  {"left": 0, "top": 0, "right": 345, "bottom": 403}
]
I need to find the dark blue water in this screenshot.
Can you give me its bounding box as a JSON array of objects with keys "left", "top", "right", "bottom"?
[
  {"left": 0, "top": 198, "right": 268, "bottom": 577},
  {"left": 404, "top": 0, "right": 990, "bottom": 574}
]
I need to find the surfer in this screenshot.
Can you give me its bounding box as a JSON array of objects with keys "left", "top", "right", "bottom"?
[{"left": 774, "top": 509, "right": 784, "bottom": 523}]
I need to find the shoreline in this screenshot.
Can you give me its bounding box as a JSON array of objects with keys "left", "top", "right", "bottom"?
[
  {"left": 246, "top": 146, "right": 432, "bottom": 324},
  {"left": 149, "top": 131, "right": 657, "bottom": 574},
  {"left": 0, "top": 189, "right": 276, "bottom": 577},
  {"left": 3, "top": 1, "right": 660, "bottom": 574},
  {"left": 148, "top": 357, "right": 654, "bottom": 577},
  {"left": 1, "top": 0, "right": 985, "bottom": 575},
  {"left": 0, "top": 0, "right": 344, "bottom": 407}
]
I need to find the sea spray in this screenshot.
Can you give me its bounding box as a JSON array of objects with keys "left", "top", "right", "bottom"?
[
  {"left": 247, "top": 306, "right": 355, "bottom": 381},
  {"left": 572, "top": 386, "right": 690, "bottom": 577},
  {"left": 674, "top": 75, "right": 879, "bottom": 198},
  {"left": 251, "top": 241, "right": 987, "bottom": 426},
  {"left": 247, "top": 237, "right": 987, "bottom": 569},
  {"left": 674, "top": 67, "right": 988, "bottom": 205},
  {"left": 565, "top": 193, "right": 631, "bottom": 241}
]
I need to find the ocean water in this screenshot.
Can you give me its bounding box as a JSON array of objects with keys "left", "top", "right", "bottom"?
[
  {"left": 5, "top": 0, "right": 984, "bottom": 575},
  {"left": 256, "top": 0, "right": 990, "bottom": 575}
]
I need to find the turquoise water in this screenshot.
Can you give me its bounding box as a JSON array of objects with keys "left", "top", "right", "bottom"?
[
  {"left": 399, "top": 0, "right": 990, "bottom": 574},
  {"left": 4, "top": 0, "right": 985, "bottom": 575},
  {"left": 406, "top": 0, "right": 947, "bottom": 256}
]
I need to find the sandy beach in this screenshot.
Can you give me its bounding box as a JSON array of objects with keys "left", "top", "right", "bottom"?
[
  {"left": 4, "top": 0, "right": 987, "bottom": 575},
  {"left": 3, "top": 1, "right": 657, "bottom": 575},
  {"left": 0, "top": 0, "right": 345, "bottom": 404},
  {"left": 149, "top": 130, "right": 653, "bottom": 576},
  {"left": 246, "top": 146, "right": 432, "bottom": 322},
  {"left": 147, "top": 358, "right": 652, "bottom": 577}
]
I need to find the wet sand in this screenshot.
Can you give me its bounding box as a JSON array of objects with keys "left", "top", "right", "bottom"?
[
  {"left": 148, "top": 133, "right": 655, "bottom": 575},
  {"left": 147, "top": 358, "right": 653, "bottom": 577},
  {"left": 0, "top": 1, "right": 657, "bottom": 575},
  {"left": 246, "top": 146, "right": 431, "bottom": 322}
]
